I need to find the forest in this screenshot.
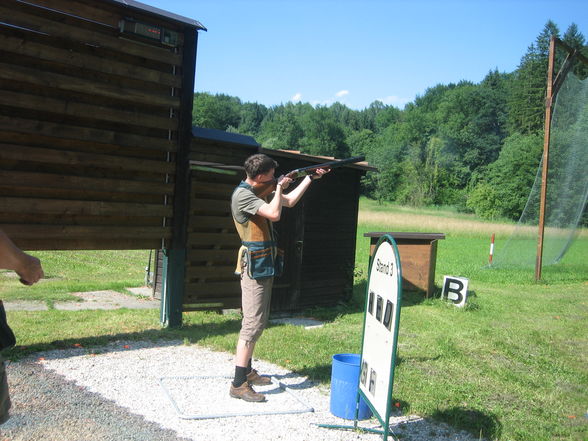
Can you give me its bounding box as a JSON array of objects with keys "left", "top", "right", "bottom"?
[{"left": 192, "top": 21, "right": 588, "bottom": 221}]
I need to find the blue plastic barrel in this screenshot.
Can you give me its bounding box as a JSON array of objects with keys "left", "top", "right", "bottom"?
[{"left": 330, "top": 353, "right": 372, "bottom": 420}]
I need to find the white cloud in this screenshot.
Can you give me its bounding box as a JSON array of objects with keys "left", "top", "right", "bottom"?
[
  {"left": 335, "top": 90, "right": 349, "bottom": 98},
  {"left": 378, "top": 95, "right": 412, "bottom": 107},
  {"left": 291, "top": 92, "right": 302, "bottom": 102}
]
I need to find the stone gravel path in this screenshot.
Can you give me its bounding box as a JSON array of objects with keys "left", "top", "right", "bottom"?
[{"left": 1, "top": 341, "right": 482, "bottom": 441}]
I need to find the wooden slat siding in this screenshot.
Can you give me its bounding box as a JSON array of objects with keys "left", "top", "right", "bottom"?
[
  {"left": 0, "top": 131, "right": 176, "bottom": 159},
  {"left": 0, "top": 145, "right": 174, "bottom": 175},
  {"left": 1, "top": 31, "right": 182, "bottom": 88},
  {"left": 0, "top": 90, "right": 178, "bottom": 132},
  {"left": 29, "top": 0, "right": 123, "bottom": 29},
  {"left": 0, "top": 214, "right": 166, "bottom": 227},
  {"left": 190, "top": 215, "right": 234, "bottom": 229},
  {"left": 185, "top": 265, "right": 236, "bottom": 279},
  {"left": 0, "top": 197, "right": 173, "bottom": 218},
  {"left": 184, "top": 282, "right": 241, "bottom": 298},
  {"left": 0, "top": 62, "right": 180, "bottom": 110},
  {"left": 188, "top": 150, "right": 250, "bottom": 166},
  {"left": 0, "top": 186, "right": 167, "bottom": 206},
  {"left": 186, "top": 248, "right": 235, "bottom": 263},
  {"left": 189, "top": 198, "right": 232, "bottom": 214},
  {"left": 190, "top": 182, "right": 237, "bottom": 198},
  {"left": 189, "top": 139, "right": 256, "bottom": 166},
  {"left": 0, "top": 116, "right": 176, "bottom": 152},
  {"left": 181, "top": 163, "right": 243, "bottom": 309},
  {"left": 1, "top": 2, "right": 183, "bottom": 66},
  {"left": 27, "top": 0, "right": 186, "bottom": 47},
  {"left": 294, "top": 168, "right": 360, "bottom": 309},
  {"left": 0, "top": 171, "right": 173, "bottom": 196},
  {"left": 0, "top": 225, "right": 171, "bottom": 240},
  {"left": 14, "top": 238, "right": 164, "bottom": 251},
  {"left": 187, "top": 233, "right": 240, "bottom": 247}
]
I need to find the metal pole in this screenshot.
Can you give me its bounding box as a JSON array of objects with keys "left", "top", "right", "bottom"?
[{"left": 535, "top": 37, "right": 556, "bottom": 281}]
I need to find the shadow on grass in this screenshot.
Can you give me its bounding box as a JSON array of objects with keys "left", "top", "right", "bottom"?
[
  {"left": 5, "top": 315, "right": 243, "bottom": 361},
  {"left": 432, "top": 406, "right": 502, "bottom": 440},
  {"left": 288, "top": 363, "right": 332, "bottom": 385}
]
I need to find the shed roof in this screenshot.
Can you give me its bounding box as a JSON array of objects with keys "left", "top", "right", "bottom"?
[
  {"left": 261, "top": 148, "right": 378, "bottom": 173},
  {"left": 106, "top": 0, "right": 207, "bottom": 30},
  {"left": 192, "top": 127, "right": 260, "bottom": 147}
]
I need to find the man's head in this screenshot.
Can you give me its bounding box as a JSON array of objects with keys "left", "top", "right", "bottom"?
[{"left": 244, "top": 154, "right": 279, "bottom": 180}]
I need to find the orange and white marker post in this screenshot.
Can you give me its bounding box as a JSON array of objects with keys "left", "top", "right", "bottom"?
[{"left": 489, "top": 233, "right": 495, "bottom": 265}]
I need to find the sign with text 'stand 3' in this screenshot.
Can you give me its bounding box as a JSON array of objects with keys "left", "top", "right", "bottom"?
[{"left": 359, "top": 234, "right": 402, "bottom": 424}]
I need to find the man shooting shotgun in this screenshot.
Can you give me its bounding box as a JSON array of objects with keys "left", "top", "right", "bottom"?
[
  {"left": 229, "top": 153, "right": 362, "bottom": 402},
  {"left": 252, "top": 155, "right": 365, "bottom": 197}
]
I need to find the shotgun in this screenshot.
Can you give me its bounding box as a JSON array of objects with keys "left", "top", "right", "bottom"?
[{"left": 253, "top": 155, "right": 365, "bottom": 197}]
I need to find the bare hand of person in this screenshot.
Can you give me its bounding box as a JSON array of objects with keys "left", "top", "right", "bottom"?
[{"left": 17, "top": 254, "right": 44, "bottom": 285}]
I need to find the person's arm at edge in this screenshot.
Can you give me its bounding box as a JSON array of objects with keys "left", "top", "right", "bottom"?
[{"left": 0, "top": 230, "right": 44, "bottom": 285}]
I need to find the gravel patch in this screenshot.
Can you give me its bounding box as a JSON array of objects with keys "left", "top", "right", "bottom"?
[{"left": 2, "top": 341, "right": 482, "bottom": 441}]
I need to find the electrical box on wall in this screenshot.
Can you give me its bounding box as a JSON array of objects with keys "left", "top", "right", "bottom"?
[{"left": 119, "top": 18, "right": 179, "bottom": 47}]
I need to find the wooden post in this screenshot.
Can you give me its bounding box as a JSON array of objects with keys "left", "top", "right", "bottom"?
[
  {"left": 162, "top": 29, "right": 198, "bottom": 327},
  {"left": 535, "top": 37, "right": 556, "bottom": 281}
]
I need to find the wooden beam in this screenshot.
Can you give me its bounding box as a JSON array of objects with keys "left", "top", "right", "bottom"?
[{"left": 535, "top": 37, "right": 557, "bottom": 281}]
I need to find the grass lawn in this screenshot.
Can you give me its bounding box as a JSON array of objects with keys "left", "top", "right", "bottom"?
[{"left": 2, "top": 198, "right": 587, "bottom": 440}]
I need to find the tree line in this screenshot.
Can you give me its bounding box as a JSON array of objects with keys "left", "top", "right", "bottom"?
[{"left": 192, "top": 21, "right": 587, "bottom": 221}]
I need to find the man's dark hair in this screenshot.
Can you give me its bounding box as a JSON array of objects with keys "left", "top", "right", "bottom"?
[{"left": 244, "top": 154, "right": 279, "bottom": 178}]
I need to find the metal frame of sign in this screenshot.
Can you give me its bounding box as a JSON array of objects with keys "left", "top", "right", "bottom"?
[{"left": 318, "top": 234, "right": 402, "bottom": 439}]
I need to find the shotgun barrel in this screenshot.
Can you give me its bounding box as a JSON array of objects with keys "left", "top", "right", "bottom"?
[{"left": 285, "top": 155, "right": 365, "bottom": 180}]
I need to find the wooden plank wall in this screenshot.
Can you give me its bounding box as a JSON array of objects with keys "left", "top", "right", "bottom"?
[
  {"left": 297, "top": 167, "right": 362, "bottom": 309},
  {"left": 0, "top": 0, "right": 192, "bottom": 250},
  {"left": 183, "top": 137, "right": 256, "bottom": 311}
]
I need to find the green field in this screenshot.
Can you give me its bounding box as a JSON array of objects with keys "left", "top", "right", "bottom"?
[{"left": 2, "top": 199, "right": 587, "bottom": 440}]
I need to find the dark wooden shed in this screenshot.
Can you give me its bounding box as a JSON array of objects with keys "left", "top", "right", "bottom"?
[
  {"left": 0, "top": 0, "right": 206, "bottom": 326},
  {"left": 155, "top": 127, "right": 375, "bottom": 315}
]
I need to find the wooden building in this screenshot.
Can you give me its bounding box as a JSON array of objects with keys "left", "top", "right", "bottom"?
[
  {"left": 154, "top": 127, "right": 375, "bottom": 314},
  {"left": 0, "top": 0, "right": 205, "bottom": 326}
]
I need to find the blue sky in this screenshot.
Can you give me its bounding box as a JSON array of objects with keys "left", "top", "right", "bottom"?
[{"left": 143, "top": 0, "right": 588, "bottom": 110}]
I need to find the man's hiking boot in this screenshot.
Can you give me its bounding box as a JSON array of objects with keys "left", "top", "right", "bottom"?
[
  {"left": 229, "top": 381, "right": 266, "bottom": 402},
  {"left": 246, "top": 369, "right": 272, "bottom": 386}
]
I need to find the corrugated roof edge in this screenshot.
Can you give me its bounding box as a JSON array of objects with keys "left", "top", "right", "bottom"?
[
  {"left": 192, "top": 126, "right": 261, "bottom": 147},
  {"left": 107, "top": 0, "right": 207, "bottom": 30}
]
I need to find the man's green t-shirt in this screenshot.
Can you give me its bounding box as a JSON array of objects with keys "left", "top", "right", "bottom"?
[{"left": 231, "top": 185, "right": 265, "bottom": 224}]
